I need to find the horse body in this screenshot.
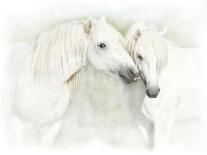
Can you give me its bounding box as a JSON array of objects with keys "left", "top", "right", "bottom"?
[
  {"left": 6, "top": 42, "right": 70, "bottom": 145},
  {"left": 126, "top": 21, "right": 205, "bottom": 148},
  {"left": 5, "top": 18, "right": 139, "bottom": 146},
  {"left": 143, "top": 44, "right": 204, "bottom": 148}
]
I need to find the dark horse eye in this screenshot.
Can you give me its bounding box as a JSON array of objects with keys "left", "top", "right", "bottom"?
[
  {"left": 137, "top": 54, "right": 143, "bottom": 60},
  {"left": 98, "top": 43, "right": 106, "bottom": 49}
]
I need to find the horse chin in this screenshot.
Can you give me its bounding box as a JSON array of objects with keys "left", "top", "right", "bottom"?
[
  {"left": 104, "top": 71, "right": 130, "bottom": 84},
  {"left": 104, "top": 69, "right": 139, "bottom": 84},
  {"left": 105, "top": 71, "right": 120, "bottom": 80},
  {"left": 118, "top": 72, "right": 140, "bottom": 84},
  {"left": 118, "top": 73, "right": 134, "bottom": 84},
  {"left": 146, "top": 91, "right": 159, "bottom": 98}
]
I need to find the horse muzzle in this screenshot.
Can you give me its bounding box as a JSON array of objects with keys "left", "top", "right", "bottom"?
[
  {"left": 118, "top": 67, "right": 140, "bottom": 83},
  {"left": 146, "top": 87, "right": 160, "bottom": 98}
]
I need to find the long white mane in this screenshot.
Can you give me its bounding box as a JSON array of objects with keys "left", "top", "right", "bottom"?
[
  {"left": 33, "top": 22, "right": 88, "bottom": 83},
  {"left": 126, "top": 21, "right": 168, "bottom": 73}
]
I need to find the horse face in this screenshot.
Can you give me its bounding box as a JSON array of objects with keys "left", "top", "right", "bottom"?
[
  {"left": 132, "top": 35, "right": 160, "bottom": 98},
  {"left": 84, "top": 18, "right": 139, "bottom": 83}
]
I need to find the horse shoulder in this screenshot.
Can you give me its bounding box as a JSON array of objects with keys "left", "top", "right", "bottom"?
[{"left": 10, "top": 43, "right": 69, "bottom": 125}]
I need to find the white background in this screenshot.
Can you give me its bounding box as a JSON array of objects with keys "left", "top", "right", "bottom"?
[{"left": 0, "top": 0, "right": 207, "bottom": 154}]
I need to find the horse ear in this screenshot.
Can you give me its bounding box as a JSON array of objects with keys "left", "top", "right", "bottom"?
[
  {"left": 159, "top": 25, "right": 168, "bottom": 36},
  {"left": 133, "top": 30, "right": 141, "bottom": 42},
  {"left": 100, "top": 16, "right": 106, "bottom": 22},
  {"left": 84, "top": 18, "right": 93, "bottom": 33}
]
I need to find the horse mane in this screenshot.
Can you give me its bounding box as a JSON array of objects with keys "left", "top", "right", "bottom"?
[
  {"left": 126, "top": 21, "right": 168, "bottom": 73},
  {"left": 32, "top": 22, "right": 88, "bottom": 83}
]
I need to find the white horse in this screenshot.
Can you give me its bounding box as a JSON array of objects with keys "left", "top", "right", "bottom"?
[
  {"left": 4, "top": 17, "right": 139, "bottom": 146},
  {"left": 125, "top": 21, "right": 205, "bottom": 148}
]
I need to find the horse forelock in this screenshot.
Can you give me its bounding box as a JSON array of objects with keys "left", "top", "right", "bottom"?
[
  {"left": 152, "top": 32, "right": 168, "bottom": 73},
  {"left": 126, "top": 21, "right": 168, "bottom": 73}
]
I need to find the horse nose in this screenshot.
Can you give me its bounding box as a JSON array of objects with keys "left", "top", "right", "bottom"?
[
  {"left": 127, "top": 68, "right": 140, "bottom": 81},
  {"left": 118, "top": 67, "right": 139, "bottom": 83},
  {"left": 146, "top": 87, "right": 160, "bottom": 98}
]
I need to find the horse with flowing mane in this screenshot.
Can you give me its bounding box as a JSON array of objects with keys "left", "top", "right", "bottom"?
[
  {"left": 4, "top": 17, "right": 139, "bottom": 146},
  {"left": 125, "top": 21, "right": 205, "bottom": 148}
]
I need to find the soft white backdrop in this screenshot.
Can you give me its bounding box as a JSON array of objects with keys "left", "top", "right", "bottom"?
[{"left": 0, "top": 0, "right": 207, "bottom": 154}]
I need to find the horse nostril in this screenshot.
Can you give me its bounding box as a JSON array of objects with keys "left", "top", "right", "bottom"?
[
  {"left": 119, "top": 67, "right": 139, "bottom": 83},
  {"left": 146, "top": 87, "right": 160, "bottom": 98},
  {"left": 128, "top": 68, "right": 138, "bottom": 78},
  {"left": 127, "top": 68, "right": 140, "bottom": 82},
  {"left": 134, "top": 72, "right": 141, "bottom": 80}
]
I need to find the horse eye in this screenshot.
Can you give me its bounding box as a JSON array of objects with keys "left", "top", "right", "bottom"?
[
  {"left": 98, "top": 43, "right": 106, "bottom": 49},
  {"left": 137, "top": 54, "right": 143, "bottom": 60}
]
